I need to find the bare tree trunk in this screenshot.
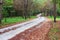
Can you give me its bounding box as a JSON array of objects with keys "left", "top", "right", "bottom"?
[
  {"left": 53, "top": 0, "right": 57, "bottom": 22},
  {"left": 23, "top": 0, "right": 28, "bottom": 19}
]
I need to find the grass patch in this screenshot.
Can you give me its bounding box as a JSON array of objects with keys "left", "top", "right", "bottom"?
[
  {"left": 1, "top": 16, "right": 36, "bottom": 26},
  {"left": 48, "top": 16, "right": 60, "bottom": 21}
]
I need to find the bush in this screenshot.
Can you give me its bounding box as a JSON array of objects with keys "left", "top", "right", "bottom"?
[{"left": 3, "top": 6, "right": 16, "bottom": 17}]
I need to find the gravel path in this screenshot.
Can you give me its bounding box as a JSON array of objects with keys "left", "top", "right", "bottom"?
[{"left": 9, "top": 20, "right": 52, "bottom": 40}]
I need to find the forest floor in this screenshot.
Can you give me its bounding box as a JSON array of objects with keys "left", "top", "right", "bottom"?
[
  {"left": 47, "top": 21, "right": 60, "bottom": 40},
  {"left": 47, "top": 16, "right": 60, "bottom": 40}
]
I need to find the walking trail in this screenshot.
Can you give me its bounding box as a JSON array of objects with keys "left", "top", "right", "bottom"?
[{"left": 0, "top": 17, "right": 51, "bottom": 40}]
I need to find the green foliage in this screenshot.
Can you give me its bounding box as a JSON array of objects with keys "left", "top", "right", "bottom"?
[
  {"left": 2, "top": 6, "right": 15, "bottom": 17},
  {"left": 3, "top": 0, "right": 53, "bottom": 17},
  {"left": 52, "top": 0, "right": 60, "bottom": 16},
  {"left": 4, "top": 0, "right": 13, "bottom": 6},
  {"left": 48, "top": 16, "right": 60, "bottom": 20},
  {"left": 56, "top": 0, "right": 60, "bottom": 15},
  {"left": 2, "top": 17, "right": 26, "bottom": 24},
  {"left": 31, "top": 0, "right": 48, "bottom": 15},
  {"left": 57, "top": 8, "right": 60, "bottom": 15},
  {"left": 2, "top": 0, "right": 14, "bottom": 17},
  {"left": 33, "top": 0, "right": 48, "bottom": 9},
  {"left": 1, "top": 16, "right": 36, "bottom": 26}
]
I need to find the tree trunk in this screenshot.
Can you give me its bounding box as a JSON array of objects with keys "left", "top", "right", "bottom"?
[
  {"left": 23, "top": 0, "right": 28, "bottom": 19},
  {"left": 53, "top": 0, "right": 57, "bottom": 22}
]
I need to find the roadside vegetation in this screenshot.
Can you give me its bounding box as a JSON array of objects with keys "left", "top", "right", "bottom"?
[
  {"left": 0, "top": 16, "right": 36, "bottom": 28},
  {"left": 2, "top": 16, "right": 36, "bottom": 25},
  {"left": 48, "top": 16, "right": 60, "bottom": 21},
  {"left": 48, "top": 16, "right": 60, "bottom": 40}
]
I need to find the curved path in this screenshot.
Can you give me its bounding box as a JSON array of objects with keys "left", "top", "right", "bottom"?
[{"left": 0, "top": 17, "right": 46, "bottom": 40}]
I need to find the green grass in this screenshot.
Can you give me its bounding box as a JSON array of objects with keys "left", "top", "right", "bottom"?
[
  {"left": 1, "top": 16, "right": 36, "bottom": 25},
  {"left": 48, "top": 16, "right": 60, "bottom": 21}
]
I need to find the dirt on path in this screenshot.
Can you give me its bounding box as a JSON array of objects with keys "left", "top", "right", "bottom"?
[{"left": 9, "top": 19, "right": 52, "bottom": 40}]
